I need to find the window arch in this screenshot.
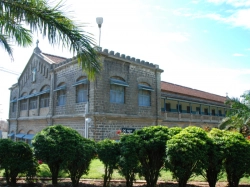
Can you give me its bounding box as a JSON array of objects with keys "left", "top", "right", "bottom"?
[
  {"left": 54, "top": 83, "right": 66, "bottom": 106},
  {"left": 110, "top": 77, "right": 128, "bottom": 104},
  {"left": 138, "top": 82, "right": 153, "bottom": 107},
  {"left": 73, "top": 77, "right": 88, "bottom": 103}
]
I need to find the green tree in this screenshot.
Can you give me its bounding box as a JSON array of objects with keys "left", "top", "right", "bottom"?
[
  {"left": 96, "top": 139, "right": 120, "bottom": 187},
  {"left": 32, "top": 125, "right": 84, "bottom": 185},
  {"left": 118, "top": 134, "right": 140, "bottom": 187},
  {"left": 0, "top": 0, "right": 101, "bottom": 78},
  {"left": 66, "top": 138, "right": 96, "bottom": 187},
  {"left": 202, "top": 128, "right": 226, "bottom": 187},
  {"left": 166, "top": 126, "right": 209, "bottom": 187},
  {"left": 134, "top": 126, "right": 170, "bottom": 187},
  {"left": 168, "top": 126, "right": 182, "bottom": 137},
  {"left": 219, "top": 93, "right": 250, "bottom": 136},
  {"left": 0, "top": 139, "right": 37, "bottom": 185},
  {"left": 223, "top": 131, "right": 250, "bottom": 187}
]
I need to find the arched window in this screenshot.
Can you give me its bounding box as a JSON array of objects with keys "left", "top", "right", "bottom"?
[
  {"left": 110, "top": 77, "right": 128, "bottom": 104},
  {"left": 11, "top": 97, "right": 17, "bottom": 112},
  {"left": 40, "top": 85, "right": 50, "bottom": 108},
  {"left": 54, "top": 83, "right": 66, "bottom": 106},
  {"left": 20, "top": 92, "right": 28, "bottom": 110},
  {"left": 138, "top": 83, "right": 153, "bottom": 107},
  {"left": 29, "top": 90, "right": 37, "bottom": 109},
  {"left": 73, "top": 77, "right": 88, "bottom": 103}
]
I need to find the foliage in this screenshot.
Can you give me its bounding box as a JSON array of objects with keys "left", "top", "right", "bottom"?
[
  {"left": 32, "top": 125, "right": 84, "bottom": 185},
  {"left": 166, "top": 126, "right": 209, "bottom": 187},
  {"left": 0, "top": 139, "right": 37, "bottom": 185},
  {"left": 96, "top": 139, "right": 120, "bottom": 187},
  {"left": 0, "top": 0, "right": 101, "bottom": 79},
  {"left": 219, "top": 93, "right": 250, "bottom": 136},
  {"left": 168, "top": 127, "right": 182, "bottom": 137},
  {"left": 118, "top": 134, "right": 140, "bottom": 187},
  {"left": 222, "top": 131, "right": 250, "bottom": 187},
  {"left": 202, "top": 128, "right": 226, "bottom": 187},
  {"left": 66, "top": 138, "right": 96, "bottom": 187},
  {"left": 134, "top": 126, "right": 170, "bottom": 187}
]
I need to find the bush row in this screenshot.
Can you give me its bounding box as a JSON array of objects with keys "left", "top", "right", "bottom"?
[{"left": 0, "top": 125, "right": 250, "bottom": 187}]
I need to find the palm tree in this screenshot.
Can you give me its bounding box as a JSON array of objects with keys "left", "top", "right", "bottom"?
[
  {"left": 0, "top": 0, "right": 101, "bottom": 79},
  {"left": 219, "top": 92, "right": 250, "bottom": 137}
]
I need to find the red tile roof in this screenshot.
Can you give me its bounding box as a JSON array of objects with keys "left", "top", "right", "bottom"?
[
  {"left": 42, "top": 53, "right": 68, "bottom": 64},
  {"left": 161, "top": 81, "right": 226, "bottom": 103}
]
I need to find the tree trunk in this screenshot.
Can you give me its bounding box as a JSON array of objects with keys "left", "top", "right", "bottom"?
[
  {"left": 49, "top": 164, "right": 60, "bottom": 185},
  {"left": 4, "top": 168, "right": 10, "bottom": 185},
  {"left": 178, "top": 179, "right": 188, "bottom": 187},
  {"left": 125, "top": 172, "right": 135, "bottom": 187},
  {"left": 206, "top": 169, "right": 219, "bottom": 187},
  {"left": 228, "top": 177, "right": 240, "bottom": 187}
]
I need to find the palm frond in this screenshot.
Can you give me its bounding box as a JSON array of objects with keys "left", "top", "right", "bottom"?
[
  {"left": 0, "top": 12, "right": 32, "bottom": 47},
  {"left": 0, "top": 34, "right": 13, "bottom": 59},
  {"left": 0, "top": 0, "right": 101, "bottom": 78}
]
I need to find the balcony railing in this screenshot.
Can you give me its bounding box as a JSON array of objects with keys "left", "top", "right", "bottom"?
[{"left": 161, "top": 112, "right": 224, "bottom": 122}]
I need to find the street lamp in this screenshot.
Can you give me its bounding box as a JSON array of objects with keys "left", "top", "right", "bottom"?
[{"left": 96, "top": 17, "right": 103, "bottom": 47}]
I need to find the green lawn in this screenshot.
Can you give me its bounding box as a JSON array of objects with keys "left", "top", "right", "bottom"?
[{"left": 1, "top": 159, "right": 250, "bottom": 184}]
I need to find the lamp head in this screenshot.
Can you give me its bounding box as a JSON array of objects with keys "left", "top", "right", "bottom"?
[{"left": 96, "top": 17, "right": 103, "bottom": 28}]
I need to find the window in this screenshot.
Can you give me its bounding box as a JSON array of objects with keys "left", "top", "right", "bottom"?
[
  {"left": 218, "top": 110, "right": 222, "bottom": 116},
  {"left": 73, "top": 78, "right": 88, "bottom": 103},
  {"left": 54, "top": 84, "right": 66, "bottom": 106},
  {"left": 110, "top": 78, "right": 128, "bottom": 104},
  {"left": 138, "top": 83, "right": 153, "bottom": 107},
  {"left": 204, "top": 108, "right": 208, "bottom": 115},
  {"left": 138, "top": 90, "right": 150, "bottom": 106},
  {"left": 110, "top": 84, "right": 125, "bottom": 103},
  {"left": 166, "top": 103, "right": 171, "bottom": 112},
  {"left": 187, "top": 106, "right": 191, "bottom": 113},
  {"left": 211, "top": 109, "right": 215, "bottom": 116},
  {"left": 57, "top": 90, "right": 66, "bottom": 106},
  {"left": 29, "top": 97, "right": 37, "bottom": 109},
  {"left": 40, "top": 94, "right": 49, "bottom": 108},
  {"left": 196, "top": 107, "right": 200, "bottom": 114},
  {"left": 11, "top": 98, "right": 17, "bottom": 112},
  {"left": 12, "top": 102, "right": 17, "bottom": 112},
  {"left": 39, "top": 85, "right": 50, "bottom": 108},
  {"left": 20, "top": 100, "right": 27, "bottom": 110},
  {"left": 76, "top": 84, "right": 88, "bottom": 103},
  {"left": 176, "top": 104, "right": 182, "bottom": 113}
]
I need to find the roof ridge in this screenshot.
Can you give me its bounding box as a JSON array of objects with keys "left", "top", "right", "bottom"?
[
  {"left": 42, "top": 53, "right": 68, "bottom": 60},
  {"left": 161, "top": 81, "right": 226, "bottom": 98}
]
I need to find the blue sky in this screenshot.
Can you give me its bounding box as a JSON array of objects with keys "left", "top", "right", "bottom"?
[{"left": 0, "top": 0, "right": 250, "bottom": 119}]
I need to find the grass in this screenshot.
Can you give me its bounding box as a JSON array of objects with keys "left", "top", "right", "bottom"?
[{"left": 1, "top": 159, "right": 250, "bottom": 184}]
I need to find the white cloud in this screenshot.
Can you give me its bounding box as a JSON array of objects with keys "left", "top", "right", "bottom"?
[
  {"left": 207, "top": 0, "right": 250, "bottom": 7},
  {"left": 154, "top": 5, "right": 167, "bottom": 12},
  {"left": 175, "top": 7, "right": 250, "bottom": 29},
  {"left": 226, "top": 8, "right": 250, "bottom": 28},
  {"left": 191, "top": 0, "right": 200, "bottom": 4},
  {"left": 233, "top": 53, "right": 245, "bottom": 56}
]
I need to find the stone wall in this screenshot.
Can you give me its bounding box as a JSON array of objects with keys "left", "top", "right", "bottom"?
[{"left": 8, "top": 48, "right": 223, "bottom": 141}]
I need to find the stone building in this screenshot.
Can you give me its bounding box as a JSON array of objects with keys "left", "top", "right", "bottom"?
[{"left": 8, "top": 46, "right": 229, "bottom": 141}]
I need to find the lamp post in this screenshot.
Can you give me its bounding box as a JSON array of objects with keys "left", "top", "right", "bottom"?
[{"left": 96, "top": 17, "right": 103, "bottom": 47}]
